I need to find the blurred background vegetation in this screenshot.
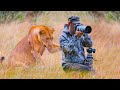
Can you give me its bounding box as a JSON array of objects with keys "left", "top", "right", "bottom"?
[{"left": 0, "top": 11, "right": 119, "bottom": 24}]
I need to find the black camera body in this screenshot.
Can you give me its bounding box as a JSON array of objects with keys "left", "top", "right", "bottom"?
[
  {"left": 87, "top": 47, "right": 96, "bottom": 53},
  {"left": 74, "top": 24, "right": 92, "bottom": 33}
]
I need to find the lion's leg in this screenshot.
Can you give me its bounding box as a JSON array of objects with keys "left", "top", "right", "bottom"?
[
  {"left": 53, "top": 43, "right": 61, "bottom": 51},
  {"left": 38, "top": 54, "right": 45, "bottom": 66},
  {"left": 46, "top": 43, "right": 61, "bottom": 53},
  {"left": 31, "top": 50, "right": 45, "bottom": 66}
]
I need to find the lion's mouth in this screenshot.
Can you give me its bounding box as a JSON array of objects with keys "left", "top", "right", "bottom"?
[{"left": 44, "top": 45, "right": 46, "bottom": 47}]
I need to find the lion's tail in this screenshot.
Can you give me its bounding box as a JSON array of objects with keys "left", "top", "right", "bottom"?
[{"left": 0, "top": 56, "right": 5, "bottom": 64}]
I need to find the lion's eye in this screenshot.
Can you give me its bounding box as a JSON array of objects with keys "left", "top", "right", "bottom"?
[{"left": 39, "top": 30, "right": 45, "bottom": 35}]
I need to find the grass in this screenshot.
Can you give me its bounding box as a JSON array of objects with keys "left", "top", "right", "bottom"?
[{"left": 0, "top": 11, "right": 120, "bottom": 79}]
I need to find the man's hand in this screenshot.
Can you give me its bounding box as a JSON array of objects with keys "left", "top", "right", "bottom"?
[{"left": 75, "top": 30, "right": 84, "bottom": 38}]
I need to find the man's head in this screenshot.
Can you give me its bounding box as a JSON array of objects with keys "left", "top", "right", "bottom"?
[
  {"left": 68, "top": 16, "right": 80, "bottom": 24},
  {"left": 68, "top": 16, "right": 80, "bottom": 34}
]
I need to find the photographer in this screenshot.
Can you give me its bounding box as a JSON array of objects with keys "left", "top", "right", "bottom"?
[{"left": 59, "top": 16, "right": 94, "bottom": 72}]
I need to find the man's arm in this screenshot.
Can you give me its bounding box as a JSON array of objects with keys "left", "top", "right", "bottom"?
[
  {"left": 82, "top": 33, "right": 93, "bottom": 47},
  {"left": 59, "top": 34, "right": 78, "bottom": 53}
]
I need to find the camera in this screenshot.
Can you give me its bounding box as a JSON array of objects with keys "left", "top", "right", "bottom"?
[
  {"left": 74, "top": 24, "right": 92, "bottom": 33},
  {"left": 87, "top": 47, "right": 96, "bottom": 53}
]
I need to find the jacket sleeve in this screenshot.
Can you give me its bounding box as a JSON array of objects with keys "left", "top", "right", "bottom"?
[
  {"left": 82, "top": 33, "right": 93, "bottom": 47},
  {"left": 59, "top": 34, "right": 78, "bottom": 53}
]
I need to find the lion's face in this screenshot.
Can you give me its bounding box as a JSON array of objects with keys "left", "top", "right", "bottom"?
[
  {"left": 29, "top": 25, "right": 55, "bottom": 47},
  {"left": 39, "top": 26, "right": 54, "bottom": 41},
  {"left": 39, "top": 26, "right": 55, "bottom": 47}
]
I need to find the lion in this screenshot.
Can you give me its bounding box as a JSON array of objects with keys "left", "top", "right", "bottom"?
[{"left": 7, "top": 25, "right": 61, "bottom": 68}]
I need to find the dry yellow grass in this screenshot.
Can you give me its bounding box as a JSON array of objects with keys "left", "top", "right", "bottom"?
[{"left": 0, "top": 11, "right": 120, "bottom": 79}]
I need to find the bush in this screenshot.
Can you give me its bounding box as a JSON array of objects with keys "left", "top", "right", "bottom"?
[
  {"left": 105, "top": 11, "right": 117, "bottom": 22},
  {"left": 0, "top": 11, "right": 119, "bottom": 24}
]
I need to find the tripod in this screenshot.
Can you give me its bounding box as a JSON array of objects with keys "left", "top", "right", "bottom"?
[{"left": 84, "top": 47, "right": 96, "bottom": 69}]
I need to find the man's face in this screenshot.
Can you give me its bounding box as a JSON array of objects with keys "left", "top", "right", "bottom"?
[{"left": 68, "top": 22, "right": 76, "bottom": 34}]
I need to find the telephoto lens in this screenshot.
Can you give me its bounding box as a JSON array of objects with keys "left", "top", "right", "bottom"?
[{"left": 76, "top": 25, "right": 92, "bottom": 33}]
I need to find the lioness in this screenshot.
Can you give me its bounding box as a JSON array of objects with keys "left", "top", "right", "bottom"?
[{"left": 8, "top": 25, "right": 61, "bottom": 68}]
